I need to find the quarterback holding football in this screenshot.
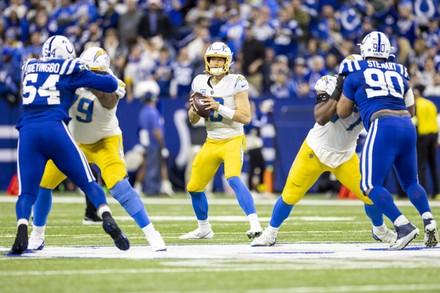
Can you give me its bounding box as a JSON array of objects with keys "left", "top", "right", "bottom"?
[{"left": 182, "top": 42, "right": 263, "bottom": 240}]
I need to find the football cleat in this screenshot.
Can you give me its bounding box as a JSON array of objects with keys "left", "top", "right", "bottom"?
[
  {"left": 372, "top": 226, "right": 397, "bottom": 244},
  {"left": 102, "top": 213, "right": 130, "bottom": 251},
  {"left": 28, "top": 230, "right": 45, "bottom": 250},
  {"left": 146, "top": 231, "right": 167, "bottom": 252},
  {"left": 10, "top": 224, "right": 29, "bottom": 254},
  {"left": 389, "top": 222, "right": 419, "bottom": 250},
  {"left": 179, "top": 228, "right": 214, "bottom": 240},
  {"left": 82, "top": 213, "right": 103, "bottom": 225},
  {"left": 250, "top": 229, "right": 277, "bottom": 247},
  {"left": 246, "top": 229, "right": 263, "bottom": 239},
  {"left": 423, "top": 218, "right": 439, "bottom": 247}
]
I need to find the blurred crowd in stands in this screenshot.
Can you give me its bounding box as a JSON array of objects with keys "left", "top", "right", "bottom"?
[{"left": 1, "top": 0, "right": 440, "bottom": 105}]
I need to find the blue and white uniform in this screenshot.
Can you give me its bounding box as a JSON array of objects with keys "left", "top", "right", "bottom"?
[
  {"left": 342, "top": 59, "right": 416, "bottom": 194},
  {"left": 16, "top": 58, "right": 117, "bottom": 220}
]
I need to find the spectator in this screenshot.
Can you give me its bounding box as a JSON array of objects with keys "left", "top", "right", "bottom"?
[
  {"left": 269, "top": 69, "right": 296, "bottom": 99},
  {"left": 137, "top": 0, "right": 174, "bottom": 41},
  {"left": 152, "top": 46, "right": 173, "bottom": 98},
  {"left": 117, "top": 0, "right": 143, "bottom": 48},
  {"left": 240, "top": 22, "right": 266, "bottom": 96},
  {"left": 424, "top": 72, "right": 440, "bottom": 98},
  {"left": 170, "top": 46, "right": 193, "bottom": 99}
]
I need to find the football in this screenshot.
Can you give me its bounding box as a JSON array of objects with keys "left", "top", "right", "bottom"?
[{"left": 192, "top": 92, "right": 212, "bottom": 118}]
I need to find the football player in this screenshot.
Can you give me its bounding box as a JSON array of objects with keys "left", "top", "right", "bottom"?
[
  {"left": 28, "top": 47, "right": 166, "bottom": 252},
  {"left": 10, "top": 36, "right": 129, "bottom": 254},
  {"left": 180, "top": 42, "right": 263, "bottom": 239},
  {"left": 337, "top": 31, "right": 438, "bottom": 249},
  {"left": 251, "top": 54, "right": 397, "bottom": 247}
]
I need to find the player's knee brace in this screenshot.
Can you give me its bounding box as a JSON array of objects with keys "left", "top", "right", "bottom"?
[{"left": 109, "top": 178, "right": 143, "bottom": 216}]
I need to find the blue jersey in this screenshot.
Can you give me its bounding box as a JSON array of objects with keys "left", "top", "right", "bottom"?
[
  {"left": 17, "top": 58, "right": 118, "bottom": 129},
  {"left": 342, "top": 60, "right": 410, "bottom": 130}
]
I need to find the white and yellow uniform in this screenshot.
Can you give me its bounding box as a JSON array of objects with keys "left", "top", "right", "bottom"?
[
  {"left": 187, "top": 73, "right": 248, "bottom": 192},
  {"left": 282, "top": 111, "right": 373, "bottom": 205},
  {"left": 40, "top": 88, "right": 126, "bottom": 190}
]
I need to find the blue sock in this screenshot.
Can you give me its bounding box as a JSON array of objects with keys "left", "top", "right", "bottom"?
[
  {"left": 109, "top": 178, "right": 150, "bottom": 228},
  {"left": 227, "top": 176, "right": 256, "bottom": 215},
  {"left": 407, "top": 183, "right": 431, "bottom": 215},
  {"left": 364, "top": 203, "right": 383, "bottom": 227},
  {"left": 189, "top": 191, "right": 208, "bottom": 220},
  {"left": 33, "top": 188, "right": 53, "bottom": 226},
  {"left": 79, "top": 182, "right": 107, "bottom": 208},
  {"left": 270, "top": 196, "right": 294, "bottom": 228},
  {"left": 368, "top": 186, "right": 402, "bottom": 223}
]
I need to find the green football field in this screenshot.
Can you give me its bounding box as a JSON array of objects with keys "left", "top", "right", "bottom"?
[{"left": 1, "top": 192, "right": 439, "bottom": 293}]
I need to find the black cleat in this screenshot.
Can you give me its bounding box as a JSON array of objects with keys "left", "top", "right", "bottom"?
[
  {"left": 10, "top": 224, "right": 29, "bottom": 254},
  {"left": 83, "top": 213, "right": 103, "bottom": 225},
  {"left": 102, "top": 212, "right": 130, "bottom": 251}
]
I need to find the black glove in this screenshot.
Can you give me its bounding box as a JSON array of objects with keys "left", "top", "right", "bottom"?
[{"left": 330, "top": 75, "right": 345, "bottom": 101}]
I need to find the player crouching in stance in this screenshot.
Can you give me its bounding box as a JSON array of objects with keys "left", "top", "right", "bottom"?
[
  {"left": 337, "top": 31, "right": 438, "bottom": 250},
  {"left": 180, "top": 42, "right": 263, "bottom": 239},
  {"left": 27, "top": 47, "right": 166, "bottom": 252},
  {"left": 10, "top": 36, "right": 129, "bottom": 254},
  {"left": 251, "top": 54, "right": 397, "bottom": 247}
]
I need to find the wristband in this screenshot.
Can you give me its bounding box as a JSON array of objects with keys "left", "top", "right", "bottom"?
[
  {"left": 316, "top": 93, "right": 330, "bottom": 104},
  {"left": 217, "top": 104, "right": 236, "bottom": 120}
]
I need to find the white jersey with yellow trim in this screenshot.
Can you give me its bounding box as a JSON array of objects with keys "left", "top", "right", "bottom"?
[
  {"left": 306, "top": 110, "right": 363, "bottom": 168},
  {"left": 192, "top": 73, "right": 248, "bottom": 140},
  {"left": 69, "top": 88, "right": 121, "bottom": 144}
]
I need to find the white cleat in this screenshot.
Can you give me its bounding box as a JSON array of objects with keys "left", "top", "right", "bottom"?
[
  {"left": 147, "top": 231, "right": 167, "bottom": 252},
  {"left": 250, "top": 229, "right": 277, "bottom": 247},
  {"left": 424, "top": 218, "right": 439, "bottom": 247},
  {"left": 372, "top": 226, "right": 397, "bottom": 244},
  {"left": 246, "top": 229, "right": 263, "bottom": 239},
  {"left": 28, "top": 231, "right": 45, "bottom": 250},
  {"left": 179, "top": 228, "right": 214, "bottom": 240},
  {"left": 161, "top": 180, "right": 175, "bottom": 197},
  {"left": 389, "top": 223, "right": 419, "bottom": 250}
]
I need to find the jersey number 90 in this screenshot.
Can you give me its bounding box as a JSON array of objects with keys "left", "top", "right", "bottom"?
[{"left": 364, "top": 68, "right": 405, "bottom": 99}]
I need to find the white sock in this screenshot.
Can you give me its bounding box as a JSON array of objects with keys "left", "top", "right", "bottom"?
[
  {"left": 32, "top": 225, "right": 46, "bottom": 235},
  {"left": 198, "top": 220, "right": 211, "bottom": 231},
  {"left": 267, "top": 225, "right": 279, "bottom": 236},
  {"left": 248, "top": 213, "right": 262, "bottom": 231},
  {"left": 394, "top": 215, "right": 409, "bottom": 226},
  {"left": 372, "top": 224, "right": 387, "bottom": 233},
  {"left": 97, "top": 205, "right": 111, "bottom": 218},
  {"left": 17, "top": 218, "right": 29, "bottom": 227},
  {"left": 142, "top": 223, "right": 156, "bottom": 237},
  {"left": 422, "top": 212, "right": 434, "bottom": 220}
]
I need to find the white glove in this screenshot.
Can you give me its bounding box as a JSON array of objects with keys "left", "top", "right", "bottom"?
[
  {"left": 115, "top": 78, "right": 126, "bottom": 99},
  {"left": 107, "top": 69, "right": 126, "bottom": 99},
  {"left": 314, "top": 75, "right": 337, "bottom": 95}
]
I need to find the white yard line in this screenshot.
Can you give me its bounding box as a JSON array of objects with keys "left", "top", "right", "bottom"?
[{"left": 2, "top": 195, "right": 439, "bottom": 207}]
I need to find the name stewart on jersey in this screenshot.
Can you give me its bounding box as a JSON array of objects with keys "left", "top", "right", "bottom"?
[{"left": 339, "top": 59, "right": 409, "bottom": 80}]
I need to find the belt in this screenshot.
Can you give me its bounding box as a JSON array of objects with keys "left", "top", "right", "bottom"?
[{"left": 370, "top": 110, "right": 411, "bottom": 123}]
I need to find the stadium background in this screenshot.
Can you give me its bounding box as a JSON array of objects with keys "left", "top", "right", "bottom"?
[{"left": 1, "top": 0, "right": 440, "bottom": 194}]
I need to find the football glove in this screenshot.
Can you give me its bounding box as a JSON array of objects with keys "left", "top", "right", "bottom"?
[
  {"left": 107, "top": 69, "right": 126, "bottom": 99},
  {"left": 115, "top": 78, "right": 126, "bottom": 99},
  {"left": 314, "top": 75, "right": 337, "bottom": 95}
]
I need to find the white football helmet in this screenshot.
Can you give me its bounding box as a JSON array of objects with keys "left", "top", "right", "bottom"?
[
  {"left": 204, "top": 42, "right": 233, "bottom": 75},
  {"left": 358, "top": 31, "right": 393, "bottom": 60},
  {"left": 79, "top": 47, "right": 110, "bottom": 73},
  {"left": 42, "top": 35, "right": 76, "bottom": 61}
]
